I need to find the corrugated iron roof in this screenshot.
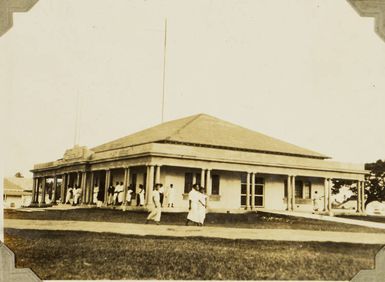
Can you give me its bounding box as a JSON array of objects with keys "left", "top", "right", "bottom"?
[{"left": 92, "top": 113, "right": 329, "bottom": 159}]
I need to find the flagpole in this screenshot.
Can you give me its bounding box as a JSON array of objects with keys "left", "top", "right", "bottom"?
[{"left": 161, "top": 18, "right": 167, "bottom": 123}]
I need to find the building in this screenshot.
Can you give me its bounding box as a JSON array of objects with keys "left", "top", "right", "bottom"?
[
  {"left": 30, "top": 114, "right": 367, "bottom": 213},
  {"left": 3, "top": 176, "right": 33, "bottom": 208}
]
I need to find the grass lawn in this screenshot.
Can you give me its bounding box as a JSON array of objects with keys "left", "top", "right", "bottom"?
[
  {"left": 4, "top": 228, "right": 381, "bottom": 280},
  {"left": 337, "top": 214, "right": 385, "bottom": 223},
  {"left": 5, "top": 208, "right": 385, "bottom": 233}
]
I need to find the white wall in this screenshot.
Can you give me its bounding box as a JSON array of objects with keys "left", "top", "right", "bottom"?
[{"left": 264, "top": 175, "right": 286, "bottom": 210}]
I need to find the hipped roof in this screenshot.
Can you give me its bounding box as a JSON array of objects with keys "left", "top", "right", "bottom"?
[{"left": 92, "top": 114, "right": 329, "bottom": 159}]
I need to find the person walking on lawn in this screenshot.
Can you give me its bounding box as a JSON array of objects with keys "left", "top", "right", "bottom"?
[
  {"left": 146, "top": 183, "right": 163, "bottom": 224},
  {"left": 186, "top": 184, "right": 200, "bottom": 226}
]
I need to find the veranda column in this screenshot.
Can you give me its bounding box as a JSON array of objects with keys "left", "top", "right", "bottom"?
[
  {"left": 327, "top": 178, "right": 332, "bottom": 212},
  {"left": 286, "top": 175, "right": 291, "bottom": 210},
  {"left": 81, "top": 171, "right": 87, "bottom": 204},
  {"left": 147, "top": 165, "right": 155, "bottom": 207},
  {"left": 323, "top": 178, "right": 328, "bottom": 211},
  {"left": 52, "top": 175, "right": 58, "bottom": 204},
  {"left": 61, "top": 174, "right": 67, "bottom": 204},
  {"left": 88, "top": 171, "right": 95, "bottom": 204},
  {"left": 246, "top": 172, "right": 250, "bottom": 210},
  {"left": 200, "top": 169, "right": 205, "bottom": 187},
  {"left": 206, "top": 169, "right": 212, "bottom": 195},
  {"left": 122, "top": 167, "right": 130, "bottom": 210},
  {"left": 41, "top": 177, "right": 47, "bottom": 204},
  {"left": 34, "top": 178, "right": 40, "bottom": 203},
  {"left": 155, "top": 165, "right": 161, "bottom": 184},
  {"left": 104, "top": 170, "right": 110, "bottom": 204},
  {"left": 31, "top": 177, "right": 37, "bottom": 204},
  {"left": 361, "top": 181, "right": 365, "bottom": 212},
  {"left": 291, "top": 175, "right": 296, "bottom": 211},
  {"left": 251, "top": 173, "right": 255, "bottom": 209},
  {"left": 356, "top": 180, "right": 361, "bottom": 213}
]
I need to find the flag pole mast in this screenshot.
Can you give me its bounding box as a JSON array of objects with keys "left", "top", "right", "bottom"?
[{"left": 161, "top": 18, "right": 167, "bottom": 123}]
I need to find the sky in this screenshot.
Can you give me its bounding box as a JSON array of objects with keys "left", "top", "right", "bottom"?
[{"left": 1, "top": 0, "right": 385, "bottom": 179}]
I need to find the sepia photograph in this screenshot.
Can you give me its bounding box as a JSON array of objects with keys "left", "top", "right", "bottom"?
[{"left": 1, "top": 0, "right": 385, "bottom": 281}]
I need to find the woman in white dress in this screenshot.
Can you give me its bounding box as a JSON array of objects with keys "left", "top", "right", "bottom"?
[
  {"left": 186, "top": 184, "right": 200, "bottom": 225},
  {"left": 138, "top": 185, "right": 145, "bottom": 206},
  {"left": 166, "top": 184, "right": 176, "bottom": 208},
  {"left": 93, "top": 184, "right": 99, "bottom": 204}
]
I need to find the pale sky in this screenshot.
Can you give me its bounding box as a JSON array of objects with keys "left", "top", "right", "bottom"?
[{"left": 1, "top": 0, "right": 385, "bottom": 178}]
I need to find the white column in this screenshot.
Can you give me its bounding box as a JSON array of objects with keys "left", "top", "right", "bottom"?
[
  {"left": 356, "top": 180, "right": 361, "bottom": 213},
  {"left": 323, "top": 178, "right": 328, "bottom": 211},
  {"left": 147, "top": 165, "right": 155, "bottom": 207},
  {"left": 361, "top": 181, "right": 365, "bottom": 213},
  {"left": 206, "top": 169, "right": 212, "bottom": 195},
  {"left": 327, "top": 178, "right": 332, "bottom": 212},
  {"left": 41, "top": 177, "right": 46, "bottom": 204},
  {"left": 155, "top": 165, "right": 161, "bottom": 184},
  {"left": 89, "top": 171, "right": 95, "bottom": 204},
  {"left": 246, "top": 172, "right": 250, "bottom": 209},
  {"left": 200, "top": 169, "right": 205, "bottom": 187},
  {"left": 291, "top": 175, "right": 296, "bottom": 211},
  {"left": 104, "top": 170, "right": 110, "bottom": 204},
  {"left": 122, "top": 167, "right": 130, "bottom": 211},
  {"left": 81, "top": 172, "right": 87, "bottom": 204},
  {"left": 286, "top": 175, "right": 291, "bottom": 210},
  {"left": 251, "top": 173, "right": 255, "bottom": 209},
  {"left": 52, "top": 175, "right": 57, "bottom": 203}
]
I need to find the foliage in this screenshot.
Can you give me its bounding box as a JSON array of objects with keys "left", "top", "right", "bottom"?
[
  {"left": 14, "top": 172, "right": 24, "bottom": 178},
  {"left": 364, "top": 159, "right": 385, "bottom": 206}
]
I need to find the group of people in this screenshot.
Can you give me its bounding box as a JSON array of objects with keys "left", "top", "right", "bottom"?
[
  {"left": 65, "top": 185, "right": 82, "bottom": 205},
  {"left": 146, "top": 183, "right": 207, "bottom": 226}
]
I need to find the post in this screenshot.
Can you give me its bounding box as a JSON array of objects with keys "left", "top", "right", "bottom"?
[
  {"left": 31, "top": 177, "right": 37, "bottom": 204},
  {"left": 246, "top": 172, "right": 250, "bottom": 210},
  {"left": 81, "top": 172, "right": 87, "bottom": 204},
  {"left": 251, "top": 173, "right": 255, "bottom": 209},
  {"left": 356, "top": 180, "right": 361, "bottom": 213},
  {"left": 206, "top": 169, "right": 212, "bottom": 195},
  {"left": 61, "top": 174, "right": 67, "bottom": 204},
  {"left": 361, "top": 180, "right": 365, "bottom": 213},
  {"left": 88, "top": 171, "right": 94, "bottom": 204},
  {"left": 146, "top": 165, "right": 155, "bottom": 207},
  {"left": 41, "top": 177, "right": 46, "bottom": 204},
  {"left": 155, "top": 165, "right": 161, "bottom": 184},
  {"left": 200, "top": 169, "right": 205, "bottom": 187},
  {"left": 52, "top": 175, "right": 57, "bottom": 204},
  {"left": 291, "top": 176, "right": 296, "bottom": 211},
  {"left": 122, "top": 167, "right": 130, "bottom": 211},
  {"left": 77, "top": 172, "right": 81, "bottom": 187},
  {"left": 323, "top": 178, "right": 328, "bottom": 211},
  {"left": 104, "top": 170, "right": 110, "bottom": 205},
  {"left": 286, "top": 175, "right": 291, "bottom": 210},
  {"left": 328, "top": 178, "right": 332, "bottom": 213}
]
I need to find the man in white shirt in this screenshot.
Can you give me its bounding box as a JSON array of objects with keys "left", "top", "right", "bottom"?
[{"left": 146, "top": 183, "right": 162, "bottom": 224}]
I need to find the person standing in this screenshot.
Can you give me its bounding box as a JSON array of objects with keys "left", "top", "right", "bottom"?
[
  {"left": 107, "top": 183, "right": 115, "bottom": 206},
  {"left": 66, "top": 185, "right": 73, "bottom": 205},
  {"left": 197, "top": 186, "right": 208, "bottom": 226},
  {"left": 159, "top": 184, "right": 165, "bottom": 207},
  {"left": 146, "top": 183, "right": 162, "bottom": 224},
  {"left": 186, "top": 184, "right": 200, "bottom": 226},
  {"left": 126, "top": 185, "right": 133, "bottom": 206},
  {"left": 166, "top": 184, "right": 176, "bottom": 208},
  {"left": 138, "top": 184, "right": 145, "bottom": 207},
  {"left": 93, "top": 183, "right": 99, "bottom": 204}
]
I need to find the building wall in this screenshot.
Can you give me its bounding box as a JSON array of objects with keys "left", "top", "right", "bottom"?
[
  {"left": 3, "top": 195, "right": 32, "bottom": 208},
  {"left": 264, "top": 175, "right": 286, "bottom": 210}
]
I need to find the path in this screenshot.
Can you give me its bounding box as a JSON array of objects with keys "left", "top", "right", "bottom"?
[{"left": 4, "top": 219, "right": 385, "bottom": 245}]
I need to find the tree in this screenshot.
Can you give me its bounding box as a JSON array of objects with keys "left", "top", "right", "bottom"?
[
  {"left": 364, "top": 159, "right": 385, "bottom": 206},
  {"left": 14, "top": 172, "right": 24, "bottom": 178}
]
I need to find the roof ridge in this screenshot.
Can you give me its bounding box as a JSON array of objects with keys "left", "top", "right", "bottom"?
[{"left": 165, "top": 114, "right": 203, "bottom": 140}]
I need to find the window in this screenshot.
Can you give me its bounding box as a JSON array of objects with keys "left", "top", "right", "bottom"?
[
  {"left": 211, "top": 175, "right": 220, "bottom": 195},
  {"left": 254, "top": 177, "right": 264, "bottom": 207},
  {"left": 294, "top": 180, "right": 311, "bottom": 199},
  {"left": 184, "top": 172, "right": 193, "bottom": 193},
  {"left": 303, "top": 182, "right": 311, "bottom": 199},
  {"left": 195, "top": 173, "right": 201, "bottom": 186},
  {"left": 295, "top": 180, "right": 303, "bottom": 198}
]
